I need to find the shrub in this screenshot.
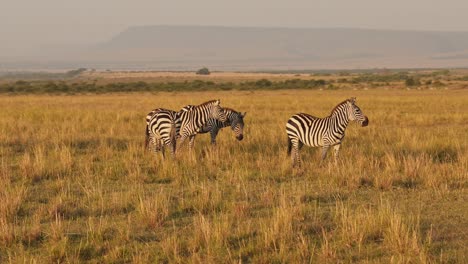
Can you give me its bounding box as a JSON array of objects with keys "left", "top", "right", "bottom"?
[
  {"left": 352, "top": 73, "right": 410, "bottom": 83},
  {"left": 65, "top": 68, "right": 87, "bottom": 77},
  {"left": 405, "top": 77, "right": 419, "bottom": 87},
  {"left": 433, "top": 80, "right": 444, "bottom": 87},
  {"left": 456, "top": 75, "right": 468, "bottom": 81},
  {"left": 431, "top": 69, "right": 450, "bottom": 76},
  {"left": 255, "top": 79, "right": 272, "bottom": 87},
  {"left": 196, "top": 67, "right": 210, "bottom": 75}
]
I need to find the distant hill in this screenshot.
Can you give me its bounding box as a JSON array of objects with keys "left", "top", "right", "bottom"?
[{"left": 4, "top": 25, "right": 468, "bottom": 70}]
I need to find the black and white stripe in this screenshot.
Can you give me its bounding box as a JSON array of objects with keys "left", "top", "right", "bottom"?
[
  {"left": 177, "top": 99, "right": 227, "bottom": 149},
  {"left": 180, "top": 106, "right": 246, "bottom": 146},
  {"left": 145, "top": 108, "right": 179, "bottom": 157},
  {"left": 145, "top": 108, "right": 160, "bottom": 150},
  {"left": 286, "top": 97, "right": 369, "bottom": 167}
]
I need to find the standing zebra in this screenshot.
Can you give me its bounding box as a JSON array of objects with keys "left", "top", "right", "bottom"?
[
  {"left": 145, "top": 108, "right": 179, "bottom": 157},
  {"left": 180, "top": 105, "right": 246, "bottom": 146},
  {"left": 286, "top": 97, "right": 369, "bottom": 167},
  {"left": 145, "top": 99, "right": 227, "bottom": 157},
  {"left": 177, "top": 99, "right": 227, "bottom": 150}
]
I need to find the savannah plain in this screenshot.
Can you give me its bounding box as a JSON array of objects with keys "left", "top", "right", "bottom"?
[{"left": 0, "top": 70, "right": 467, "bottom": 263}]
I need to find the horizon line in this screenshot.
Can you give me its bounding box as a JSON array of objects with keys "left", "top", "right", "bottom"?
[{"left": 125, "top": 24, "right": 468, "bottom": 34}]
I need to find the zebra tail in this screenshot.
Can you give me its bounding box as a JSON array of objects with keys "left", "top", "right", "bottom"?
[
  {"left": 144, "top": 124, "right": 150, "bottom": 150},
  {"left": 287, "top": 136, "right": 292, "bottom": 156}
]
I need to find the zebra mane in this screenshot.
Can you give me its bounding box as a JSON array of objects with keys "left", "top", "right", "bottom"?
[
  {"left": 180, "top": 100, "right": 218, "bottom": 112},
  {"left": 180, "top": 105, "right": 195, "bottom": 112},
  {"left": 180, "top": 100, "right": 218, "bottom": 113},
  {"left": 198, "top": 100, "right": 219, "bottom": 107},
  {"left": 330, "top": 99, "right": 353, "bottom": 115},
  {"left": 222, "top": 107, "right": 240, "bottom": 115}
]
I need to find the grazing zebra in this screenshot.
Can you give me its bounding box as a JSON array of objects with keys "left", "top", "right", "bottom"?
[
  {"left": 145, "top": 108, "right": 179, "bottom": 157},
  {"left": 177, "top": 99, "right": 227, "bottom": 150},
  {"left": 286, "top": 97, "right": 369, "bottom": 167},
  {"left": 180, "top": 105, "right": 246, "bottom": 146}
]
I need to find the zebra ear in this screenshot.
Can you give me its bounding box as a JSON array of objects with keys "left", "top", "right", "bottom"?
[
  {"left": 349, "top": 97, "right": 356, "bottom": 104},
  {"left": 214, "top": 99, "right": 220, "bottom": 106},
  {"left": 241, "top": 112, "right": 247, "bottom": 118}
]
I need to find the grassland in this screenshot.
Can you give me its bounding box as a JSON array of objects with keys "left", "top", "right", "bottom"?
[{"left": 0, "top": 86, "right": 467, "bottom": 262}]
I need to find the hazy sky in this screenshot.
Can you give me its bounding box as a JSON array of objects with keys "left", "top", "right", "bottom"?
[{"left": 1, "top": 0, "right": 468, "bottom": 56}]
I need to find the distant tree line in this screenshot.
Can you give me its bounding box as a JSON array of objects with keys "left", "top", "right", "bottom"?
[
  {"left": 0, "top": 68, "right": 88, "bottom": 80},
  {"left": 0, "top": 70, "right": 455, "bottom": 94},
  {"left": 0, "top": 78, "right": 330, "bottom": 94}
]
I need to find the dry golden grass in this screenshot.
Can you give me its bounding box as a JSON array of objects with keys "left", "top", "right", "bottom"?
[{"left": 0, "top": 89, "right": 467, "bottom": 262}]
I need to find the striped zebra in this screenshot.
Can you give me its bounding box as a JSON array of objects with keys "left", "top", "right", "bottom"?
[
  {"left": 145, "top": 108, "right": 179, "bottom": 157},
  {"left": 180, "top": 105, "right": 246, "bottom": 146},
  {"left": 177, "top": 99, "right": 227, "bottom": 150},
  {"left": 286, "top": 97, "right": 369, "bottom": 167}
]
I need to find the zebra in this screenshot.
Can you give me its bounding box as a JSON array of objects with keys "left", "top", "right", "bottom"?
[
  {"left": 145, "top": 108, "right": 179, "bottom": 157},
  {"left": 180, "top": 105, "right": 246, "bottom": 146},
  {"left": 286, "top": 97, "right": 369, "bottom": 167},
  {"left": 177, "top": 99, "right": 227, "bottom": 150},
  {"left": 145, "top": 99, "right": 227, "bottom": 156}
]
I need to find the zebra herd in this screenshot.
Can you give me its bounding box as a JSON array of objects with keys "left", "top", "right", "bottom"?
[
  {"left": 145, "top": 97, "right": 368, "bottom": 167},
  {"left": 145, "top": 100, "right": 246, "bottom": 157}
]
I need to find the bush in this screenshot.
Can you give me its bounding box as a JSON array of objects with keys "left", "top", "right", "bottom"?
[
  {"left": 354, "top": 72, "right": 410, "bottom": 83},
  {"left": 196, "top": 67, "right": 210, "bottom": 75},
  {"left": 455, "top": 75, "right": 468, "bottom": 81},
  {"left": 431, "top": 70, "right": 450, "bottom": 76},
  {"left": 255, "top": 79, "right": 272, "bottom": 87},
  {"left": 65, "top": 68, "right": 87, "bottom": 77},
  {"left": 405, "top": 77, "right": 420, "bottom": 87},
  {"left": 433, "top": 80, "right": 444, "bottom": 87}
]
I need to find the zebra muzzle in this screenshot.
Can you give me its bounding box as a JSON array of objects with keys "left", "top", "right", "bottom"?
[
  {"left": 362, "top": 116, "right": 369, "bottom": 127},
  {"left": 236, "top": 134, "right": 244, "bottom": 141}
]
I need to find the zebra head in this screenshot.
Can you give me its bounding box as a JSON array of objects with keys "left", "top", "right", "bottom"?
[
  {"left": 208, "top": 99, "right": 227, "bottom": 123},
  {"left": 230, "top": 111, "right": 246, "bottom": 141},
  {"left": 347, "top": 97, "right": 369, "bottom": 127}
]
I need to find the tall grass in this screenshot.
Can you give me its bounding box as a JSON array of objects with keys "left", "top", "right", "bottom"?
[{"left": 0, "top": 89, "right": 466, "bottom": 262}]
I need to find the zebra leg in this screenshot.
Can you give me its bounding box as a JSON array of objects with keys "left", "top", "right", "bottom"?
[
  {"left": 333, "top": 144, "right": 341, "bottom": 163},
  {"left": 170, "top": 140, "right": 177, "bottom": 158},
  {"left": 187, "top": 135, "right": 196, "bottom": 162},
  {"left": 154, "top": 139, "right": 161, "bottom": 152},
  {"left": 321, "top": 146, "right": 329, "bottom": 161},
  {"left": 161, "top": 144, "right": 166, "bottom": 159},
  {"left": 210, "top": 129, "right": 219, "bottom": 145},
  {"left": 297, "top": 142, "right": 303, "bottom": 166},
  {"left": 178, "top": 135, "right": 187, "bottom": 148},
  {"left": 189, "top": 135, "right": 196, "bottom": 151},
  {"left": 291, "top": 138, "right": 301, "bottom": 167}
]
